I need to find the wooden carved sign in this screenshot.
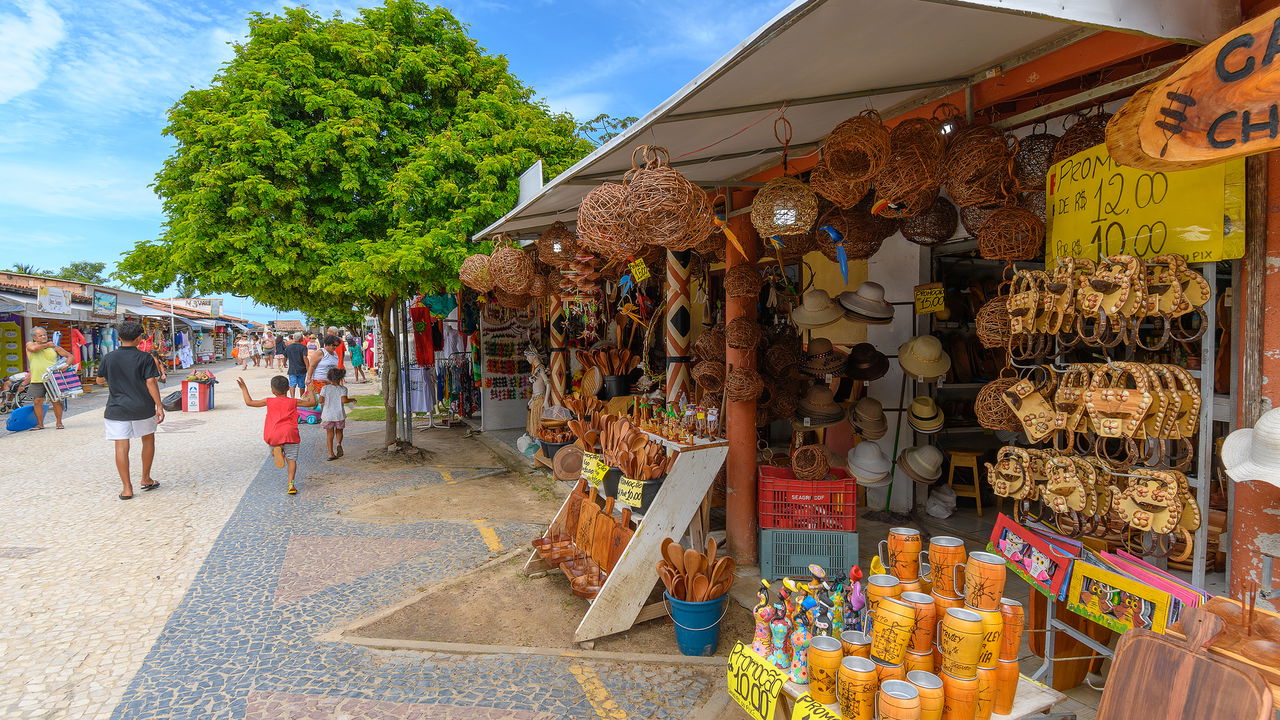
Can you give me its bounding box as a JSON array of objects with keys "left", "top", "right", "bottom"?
[{"left": 1108, "top": 7, "right": 1280, "bottom": 170}]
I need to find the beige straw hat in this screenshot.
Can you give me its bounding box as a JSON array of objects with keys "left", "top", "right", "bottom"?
[
  {"left": 907, "top": 396, "right": 945, "bottom": 433},
  {"left": 791, "top": 289, "right": 845, "bottom": 329},
  {"left": 847, "top": 441, "right": 892, "bottom": 487},
  {"left": 897, "top": 445, "right": 944, "bottom": 483},
  {"left": 1222, "top": 408, "right": 1280, "bottom": 487},
  {"left": 898, "top": 335, "right": 952, "bottom": 381}
]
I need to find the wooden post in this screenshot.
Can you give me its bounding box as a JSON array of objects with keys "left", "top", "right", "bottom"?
[
  {"left": 725, "top": 192, "right": 761, "bottom": 564},
  {"left": 549, "top": 294, "right": 567, "bottom": 407},
  {"left": 665, "top": 250, "right": 693, "bottom": 404}
]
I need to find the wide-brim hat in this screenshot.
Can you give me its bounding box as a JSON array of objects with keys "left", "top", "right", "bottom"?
[
  {"left": 553, "top": 444, "right": 585, "bottom": 482},
  {"left": 792, "top": 289, "right": 845, "bottom": 329},
  {"left": 1222, "top": 408, "right": 1280, "bottom": 487},
  {"left": 845, "top": 343, "right": 889, "bottom": 381},
  {"left": 848, "top": 442, "right": 892, "bottom": 487},
  {"left": 897, "top": 445, "right": 944, "bottom": 483},
  {"left": 796, "top": 385, "right": 847, "bottom": 428},
  {"left": 898, "top": 335, "right": 952, "bottom": 381},
  {"left": 802, "top": 337, "right": 848, "bottom": 377},
  {"left": 838, "top": 282, "right": 895, "bottom": 320},
  {"left": 908, "top": 396, "right": 944, "bottom": 433}
]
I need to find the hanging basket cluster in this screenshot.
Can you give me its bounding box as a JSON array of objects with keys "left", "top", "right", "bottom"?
[
  {"left": 725, "top": 366, "right": 764, "bottom": 402},
  {"left": 872, "top": 118, "right": 946, "bottom": 218},
  {"left": 490, "top": 237, "right": 534, "bottom": 294},
  {"left": 623, "top": 146, "right": 716, "bottom": 251},
  {"left": 942, "top": 124, "right": 1015, "bottom": 208},
  {"left": 791, "top": 444, "right": 830, "bottom": 481},
  {"left": 726, "top": 317, "right": 763, "bottom": 350},
  {"left": 693, "top": 324, "right": 727, "bottom": 363},
  {"left": 977, "top": 206, "right": 1045, "bottom": 261},
  {"left": 459, "top": 254, "right": 495, "bottom": 293},
  {"left": 809, "top": 156, "right": 870, "bottom": 209},
  {"left": 536, "top": 222, "right": 580, "bottom": 269},
  {"left": 975, "top": 295, "right": 1012, "bottom": 348},
  {"left": 691, "top": 360, "right": 726, "bottom": 392},
  {"left": 976, "top": 377, "right": 1021, "bottom": 431},
  {"left": 751, "top": 176, "right": 819, "bottom": 238},
  {"left": 900, "top": 196, "right": 958, "bottom": 247},
  {"left": 816, "top": 196, "right": 900, "bottom": 262},
  {"left": 823, "top": 110, "right": 891, "bottom": 183},
  {"left": 725, "top": 264, "right": 763, "bottom": 299},
  {"left": 1051, "top": 111, "right": 1111, "bottom": 164}
]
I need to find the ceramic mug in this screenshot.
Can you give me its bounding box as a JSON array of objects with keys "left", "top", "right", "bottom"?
[
  {"left": 838, "top": 656, "right": 878, "bottom": 720},
  {"left": 808, "top": 635, "right": 844, "bottom": 704},
  {"left": 879, "top": 527, "right": 923, "bottom": 581},
  {"left": 842, "top": 629, "right": 872, "bottom": 659},
  {"left": 874, "top": 657, "right": 907, "bottom": 684},
  {"left": 926, "top": 536, "right": 966, "bottom": 596},
  {"left": 904, "top": 649, "right": 934, "bottom": 675},
  {"left": 993, "top": 659, "right": 1019, "bottom": 715},
  {"left": 870, "top": 597, "right": 917, "bottom": 666},
  {"left": 998, "top": 598, "right": 1025, "bottom": 661},
  {"left": 866, "top": 574, "right": 903, "bottom": 615},
  {"left": 877, "top": 679, "right": 922, "bottom": 720},
  {"left": 941, "top": 670, "right": 979, "bottom": 720},
  {"left": 901, "top": 591, "right": 938, "bottom": 654},
  {"left": 967, "top": 604, "right": 1003, "bottom": 669},
  {"left": 974, "top": 665, "right": 998, "bottom": 720},
  {"left": 908, "top": 670, "right": 945, "bottom": 720},
  {"left": 953, "top": 551, "right": 1006, "bottom": 612},
  {"left": 937, "top": 607, "right": 984, "bottom": 679}
]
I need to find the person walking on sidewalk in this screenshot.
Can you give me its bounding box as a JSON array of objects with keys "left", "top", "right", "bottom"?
[
  {"left": 25, "top": 326, "right": 73, "bottom": 430},
  {"left": 306, "top": 335, "right": 340, "bottom": 399},
  {"left": 282, "top": 333, "right": 308, "bottom": 398},
  {"left": 318, "top": 367, "right": 355, "bottom": 460},
  {"left": 236, "top": 375, "right": 313, "bottom": 494},
  {"left": 96, "top": 321, "right": 165, "bottom": 500}
]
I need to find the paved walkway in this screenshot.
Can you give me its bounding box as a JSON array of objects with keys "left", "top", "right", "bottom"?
[{"left": 0, "top": 364, "right": 722, "bottom": 719}]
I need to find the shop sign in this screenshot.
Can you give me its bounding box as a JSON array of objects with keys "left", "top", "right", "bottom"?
[
  {"left": 913, "top": 283, "right": 945, "bottom": 315},
  {"left": 580, "top": 452, "right": 607, "bottom": 488},
  {"left": 791, "top": 694, "right": 840, "bottom": 720},
  {"left": 1, "top": 321, "right": 21, "bottom": 376},
  {"left": 92, "top": 291, "right": 117, "bottom": 317},
  {"left": 1107, "top": 7, "right": 1280, "bottom": 171},
  {"left": 616, "top": 475, "right": 644, "bottom": 509},
  {"left": 628, "top": 258, "right": 651, "bottom": 282},
  {"left": 36, "top": 287, "right": 71, "bottom": 314},
  {"left": 1045, "top": 142, "right": 1244, "bottom": 263},
  {"left": 727, "top": 642, "right": 786, "bottom": 720}
]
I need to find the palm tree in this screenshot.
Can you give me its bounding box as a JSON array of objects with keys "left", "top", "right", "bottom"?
[{"left": 11, "top": 263, "right": 49, "bottom": 276}]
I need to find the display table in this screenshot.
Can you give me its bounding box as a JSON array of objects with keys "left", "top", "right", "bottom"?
[{"left": 782, "top": 674, "right": 1066, "bottom": 719}]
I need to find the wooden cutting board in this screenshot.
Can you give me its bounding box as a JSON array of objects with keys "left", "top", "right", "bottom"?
[
  {"left": 575, "top": 488, "right": 599, "bottom": 558},
  {"left": 607, "top": 508, "right": 634, "bottom": 572},
  {"left": 1095, "top": 607, "right": 1272, "bottom": 720},
  {"left": 591, "top": 497, "right": 616, "bottom": 570},
  {"left": 562, "top": 478, "right": 588, "bottom": 538}
]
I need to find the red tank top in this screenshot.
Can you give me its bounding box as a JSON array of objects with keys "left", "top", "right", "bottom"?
[{"left": 264, "top": 396, "right": 300, "bottom": 446}]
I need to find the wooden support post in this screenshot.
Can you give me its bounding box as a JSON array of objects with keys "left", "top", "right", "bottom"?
[
  {"left": 548, "top": 294, "right": 567, "bottom": 407},
  {"left": 666, "top": 250, "right": 693, "bottom": 404},
  {"left": 725, "top": 193, "right": 761, "bottom": 564}
]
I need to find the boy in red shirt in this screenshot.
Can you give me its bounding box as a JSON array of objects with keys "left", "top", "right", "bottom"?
[{"left": 236, "top": 376, "right": 314, "bottom": 494}]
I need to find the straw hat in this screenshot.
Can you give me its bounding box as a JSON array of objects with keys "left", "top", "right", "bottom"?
[
  {"left": 845, "top": 342, "right": 889, "bottom": 381},
  {"left": 849, "top": 396, "right": 887, "bottom": 439},
  {"left": 898, "top": 335, "right": 952, "bottom": 381},
  {"left": 791, "top": 289, "right": 845, "bottom": 329},
  {"left": 795, "top": 385, "right": 847, "bottom": 428},
  {"left": 802, "top": 337, "right": 848, "bottom": 378},
  {"left": 907, "top": 396, "right": 945, "bottom": 433},
  {"left": 838, "top": 282, "right": 895, "bottom": 324},
  {"left": 897, "top": 445, "right": 944, "bottom": 483},
  {"left": 1222, "top": 408, "right": 1280, "bottom": 487},
  {"left": 847, "top": 441, "right": 892, "bottom": 487}
]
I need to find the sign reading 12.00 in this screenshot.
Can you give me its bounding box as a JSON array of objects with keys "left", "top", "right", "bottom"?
[{"left": 1044, "top": 142, "right": 1244, "bottom": 263}]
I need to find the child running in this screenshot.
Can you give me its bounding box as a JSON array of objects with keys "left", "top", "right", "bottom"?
[
  {"left": 318, "top": 367, "right": 356, "bottom": 460},
  {"left": 237, "top": 375, "right": 314, "bottom": 494}
]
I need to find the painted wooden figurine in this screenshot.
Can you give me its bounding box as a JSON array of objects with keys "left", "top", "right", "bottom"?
[
  {"left": 768, "top": 605, "right": 791, "bottom": 671},
  {"left": 788, "top": 615, "right": 812, "bottom": 684},
  {"left": 752, "top": 580, "right": 775, "bottom": 657},
  {"left": 845, "top": 565, "right": 867, "bottom": 633}
]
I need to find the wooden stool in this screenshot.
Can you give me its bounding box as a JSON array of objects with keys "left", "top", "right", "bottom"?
[{"left": 946, "top": 449, "right": 984, "bottom": 516}]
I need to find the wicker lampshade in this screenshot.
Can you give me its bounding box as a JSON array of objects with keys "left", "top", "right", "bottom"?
[
  {"left": 941, "top": 124, "right": 1014, "bottom": 208},
  {"left": 900, "top": 196, "right": 958, "bottom": 247},
  {"left": 490, "top": 241, "right": 534, "bottom": 294},
  {"left": 622, "top": 146, "right": 715, "bottom": 251},
  {"left": 536, "top": 222, "right": 580, "bottom": 269},
  {"left": 1051, "top": 112, "right": 1111, "bottom": 165},
  {"left": 809, "top": 156, "right": 870, "bottom": 209},
  {"left": 977, "top": 206, "right": 1045, "bottom": 261},
  {"left": 751, "top": 176, "right": 820, "bottom": 237},
  {"left": 459, "top": 254, "right": 495, "bottom": 293},
  {"left": 824, "top": 110, "right": 891, "bottom": 182}
]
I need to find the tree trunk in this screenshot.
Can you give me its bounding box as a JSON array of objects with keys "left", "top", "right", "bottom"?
[{"left": 373, "top": 295, "right": 400, "bottom": 449}]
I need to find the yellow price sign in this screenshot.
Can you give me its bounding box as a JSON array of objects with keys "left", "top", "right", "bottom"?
[
  {"left": 1045, "top": 142, "right": 1244, "bottom": 263},
  {"left": 727, "top": 642, "right": 787, "bottom": 720},
  {"left": 629, "top": 258, "right": 651, "bottom": 282},
  {"left": 913, "top": 282, "right": 945, "bottom": 315},
  {"left": 617, "top": 475, "right": 645, "bottom": 509},
  {"left": 791, "top": 694, "right": 841, "bottom": 720},
  {"left": 580, "top": 452, "right": 607, "bottom": 488}
]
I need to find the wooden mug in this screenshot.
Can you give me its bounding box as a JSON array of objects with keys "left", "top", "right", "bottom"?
[
  {"left": 908, "top": 670, "right": 945, "bottom": 720},
  {"left": 808, "top": 635, "right": 844, "bottom": 704},
  {"left": 878, "top": 679, "right": 923, "bottom": 720},
  {"left": 953, "top": 551, "right": 1006, "bottom": 612},
  {"left": 871, "top": 597, "right": 917, "bottom": 666},
  {"left": 879, "top": 527, "right": 923, "bottom": 581},
  {"left": 998, "top": 598, "right": 1025, "bottom": 661},
  {"left": 901, "top": 591, "right": 938, "bottom": 654},
  {"left": 938, "top": 607, "right": 984, "bottom": 679},
  {"left": 838, "top": 656, "right": 878, "bottom": 720},
  {"left": 867, "top": 573, "right": 903, "bottom": 614},
  {"left": 926, "top": 536, "right": 966, "bottom": 595},
  {"left": 931, "top": 590, "right": 965, "bottom": 613},
  {"left": 967, "top": 604, "right": 1003, "bottom": 669},
  {"left": 941, "top": 670, "right": 979, "bottom": 720},
  {"left": 993, "top": 658, "right": 1019, "bottom": 714},
  {"left": 842, "top": 629, "right": 872, "bottom": 658},
  {"left": 904, "top": 649, "right": 934, "bottom": 675},
  {"left": 974, "top": 665, "right": 998, "bottom": 720},
  {"left": 874, "top": 657, "right": 908, "bottom": 684}
]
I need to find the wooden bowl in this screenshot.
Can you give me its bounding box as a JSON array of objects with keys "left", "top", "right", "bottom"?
[
  {"left": 571, "top": 572, "right": 605, "bottom": 599},
  {"left": 1239, "top": 639, "right": 1280, "bottom": 666}
]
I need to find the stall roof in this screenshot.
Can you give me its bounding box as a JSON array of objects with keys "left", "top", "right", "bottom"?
[
  {"left": 476, "top": 0, "right": 1220, "bottom": 240},
  {"left": 120, "top": 304, "right": 171, "bottom": 318},
  {"left": 0, "top": 291, "right": 96, "bottom": 322},
  {"left": 178, "top": 317, "right": 217, "bottom": 330}
]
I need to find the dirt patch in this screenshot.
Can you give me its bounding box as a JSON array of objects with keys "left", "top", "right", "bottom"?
[
  {"left": 337, "top": 470, "right": 563, "bottom": 523},
  {"left": 347, "top": 555, "right": 754, "bottom": 656},
  {"left": 349, "top": 425, "right": 513, "bottom": 470}
]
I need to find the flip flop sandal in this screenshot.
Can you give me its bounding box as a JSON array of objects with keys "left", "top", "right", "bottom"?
[
  {"left": 336, "top": 445, "right": 343, "bottom": 458},
  {"left": 142, "top": 481, "right": 160, "bottom": 491},
  {"left": 287, "top": 485, "right": 298, "bottom": 494},
  {"left": 326, "top": 456, "right": 337, "bottom": 461},
  {"left": 119, "top": 494, "right": 133, "bottom": 500}
]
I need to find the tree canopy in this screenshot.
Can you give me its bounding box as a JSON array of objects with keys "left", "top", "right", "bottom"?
[
  {"left": 11, "top": 261, "right": 107, "bottom": 284},
  {"left": 116, "top": 0, "right": 593, "bottom": 318}
]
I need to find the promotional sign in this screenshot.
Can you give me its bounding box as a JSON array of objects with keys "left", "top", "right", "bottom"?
[
  {"left": 0, "top": 319, "right": 22, "bottom": 376},
  {"left": 580, "top": 452, "right": 607, "bottom": 488},
  {"left": 1107, "top": 6, "right": 1280, "bottom": 171},
  {"left": 727, "top": 642, "right": 787, "bottom": 720},
  {"left": 628, "top": 258, "right": 651, "bottom": 282},
  {"left": 1045, "top": 142, "right": 1244, "bottom": 263},
  {"left": 36, "top": 287, "right": 71, "bottom": 315},
  {"left": 92, "top": 291, "right": 117, "bottom": 317},
  {"left": 913, "top": 282, "right": 945, "bottom": 315},
  {"left": 616, "top": 475, "right": 644, "bottom": 509},
  {"left": 791, "top": 694, "right": 840, "bottom": 720}
]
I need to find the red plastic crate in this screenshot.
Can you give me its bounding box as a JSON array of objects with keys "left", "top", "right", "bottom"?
[{"left": 757, "top": 466, "right": 858, "bottom": 533}]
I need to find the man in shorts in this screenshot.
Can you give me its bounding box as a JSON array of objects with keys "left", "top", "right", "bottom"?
[
  {"left": 282, "top": 332, "right": 309, "bottom": 399},
  {"left": 96, "top": 321, "right": 165, "bottom": 500}
]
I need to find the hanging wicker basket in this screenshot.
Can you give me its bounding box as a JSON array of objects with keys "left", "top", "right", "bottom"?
[
  {"left": 1020, "top": 191, "right": 1047, "bottom": 222},
  {"left": 577, "top": 182, "right": 635, "bottom": 260},
  {"left": 725, "top": 366, "right": 764, "bottom": 402},
  {"left": 764, "top": 343, "right": 802, "bottom": 377},
  {"left": 900, "top": 196, "right": 958, "bottom": 247},
  {"left": 810, "top": 156, "right": 870, "bottom": 209},
  {"left": 960, "top": 203, "right": 1000, "bottom": 237},
  {"left": 975, "top": 295, "right": 1012, "bottom": 348},
  {"left": 765, "top": 231, "right": 818, "bottom": 264},
  {"left": 791, "top": 444, "right": 831, "bottom": 481},
  {"left": 622, "top": 146, "right": 715, "bottom": 251},
  {"left": 536, "top": 222, "right": 580, "bottom": 269},
  {"left": 941, "top": 124, "right": 1015, "bottom": 208},
  {"left": 977, "top": 206, "right": 1045, "bottom": 261},
  {"left": 976, "top": 376, "right": 1021, "bottom": 431},
  {"left": 693, "top": 324, "right": 726, "bottom": 363},
  {"left": 691, "top": 360, "right": 727, "bottom": 392},
  {"left": 873, "top": 118, "right": 945, "bottom": 218},
  {"left": 693, "top": 230, "right": 726, "bottom": 263},
  {"left": 824, "top": 110, "right": 891, "bottom": 182},
  {"left": 726, "top": 317, "right": 763, "bottom": 350},
  {"left": 767, "top": 383, "right": 799, "bottom": 419},
  {"left": 751, "top": 176, "right": 820, "bottom": 237},
  {"left": 1015, "top": 131, "right": 1059, "bottom": 191},
  {"left": 725, "top": 264, "right": 763, "bottom": 299},
  {"left": 490, "top": 240, "right": 534, "bottom": 294},
  {"left": 493, "top": 287, "right": 532, "bottom": 310},
  {"left": 816, "top": 197, "right": 900, "bottom": 262},
  {"left": 526, "top": 273, "right": 550, "bottom": 299},
  {"left": 1051, "top": 111, "right": 1111, "bottom": 165},
  {"left": 459, "top": 254, "right": 495, "bottom": 293}
]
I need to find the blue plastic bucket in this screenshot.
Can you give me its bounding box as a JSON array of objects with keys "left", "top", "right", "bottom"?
[{"left": 665, "top": 591, "right": 728, "bottom": 656}]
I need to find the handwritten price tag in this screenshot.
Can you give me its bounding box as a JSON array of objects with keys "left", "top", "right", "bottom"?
[
  {"left": 629, "top": 258, "right": 651, "bottom": 282},
  {"left": 913, "top": 282, "right": 945, "bottom": 315},
  {"left": 580, "top": 452, "right": 607, "bottom": 488},
  {"left": 791, "top": 694, "right": 841, "bottom": 720},
  {"left": 727, "top": 642, "right": 786, "bottom": 720},
  {"left": 617, "top": 475, "right": 645, "bottom": 509}
]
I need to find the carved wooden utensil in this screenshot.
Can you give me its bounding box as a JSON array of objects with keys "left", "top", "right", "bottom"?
[{"left": 608, "top": 508, "right": 633, "bottom": 571}]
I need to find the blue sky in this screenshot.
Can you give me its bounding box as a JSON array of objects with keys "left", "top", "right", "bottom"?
[{"left": 0, "top": 0, "right": 790, "bottom": 322}]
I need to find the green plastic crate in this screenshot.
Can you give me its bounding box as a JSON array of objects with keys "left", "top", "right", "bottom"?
[{"left": 760, "top": 528, "right": 860, "bottom": 580}]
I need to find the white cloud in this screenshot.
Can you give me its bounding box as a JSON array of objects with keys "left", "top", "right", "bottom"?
[
  {"left": 0, "top": 160, "right": 160, "bottom": 219},
  {"left": 547, "top": 92, "right": 613, "bottom": 121},
  {"left": 0, "top": 0, "right": 66, "bottom": 103}
]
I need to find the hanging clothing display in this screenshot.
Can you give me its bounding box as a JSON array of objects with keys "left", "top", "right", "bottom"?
[
  {"left": 406, "top": 366, "right": 436, "bottom": 412},
  {"left": 409, "top": 305, "right": 435, "bottom": 366}
]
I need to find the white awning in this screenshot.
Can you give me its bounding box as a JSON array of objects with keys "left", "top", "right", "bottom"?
[
  {"left": 178, "top": 317, "right": 217, "bottom": 330},
  {"left": 120, "top": 304, "right": 171, "bottom": 318},
  {"left": 0, "top": 291, "right": 95, "bottom": 322}
]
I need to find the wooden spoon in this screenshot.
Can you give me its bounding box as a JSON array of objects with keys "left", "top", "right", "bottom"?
[
  {"left": 665, "top": 541, "right": 685, "bottom": 574},
  {"left": 671, "top": 575, "right": 686, "bottom": 601},
  {"left": 690, "top": 574, "right": 710, "bottom": 602},
  {"left": 705, "top": 537, "right": 717, "bottom": 570},
  {"left": 684, "top": 548, "right": 702, "bottom": 580}
]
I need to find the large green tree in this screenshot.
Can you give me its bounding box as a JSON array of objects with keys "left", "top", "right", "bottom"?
[{"left": 117, "top": 1, "right": 592, "bottom": 446}]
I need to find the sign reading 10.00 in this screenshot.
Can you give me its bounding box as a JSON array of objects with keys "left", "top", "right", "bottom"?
[{"left": 1044, "top": 142, "right": 1244, "bottom": 263}]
